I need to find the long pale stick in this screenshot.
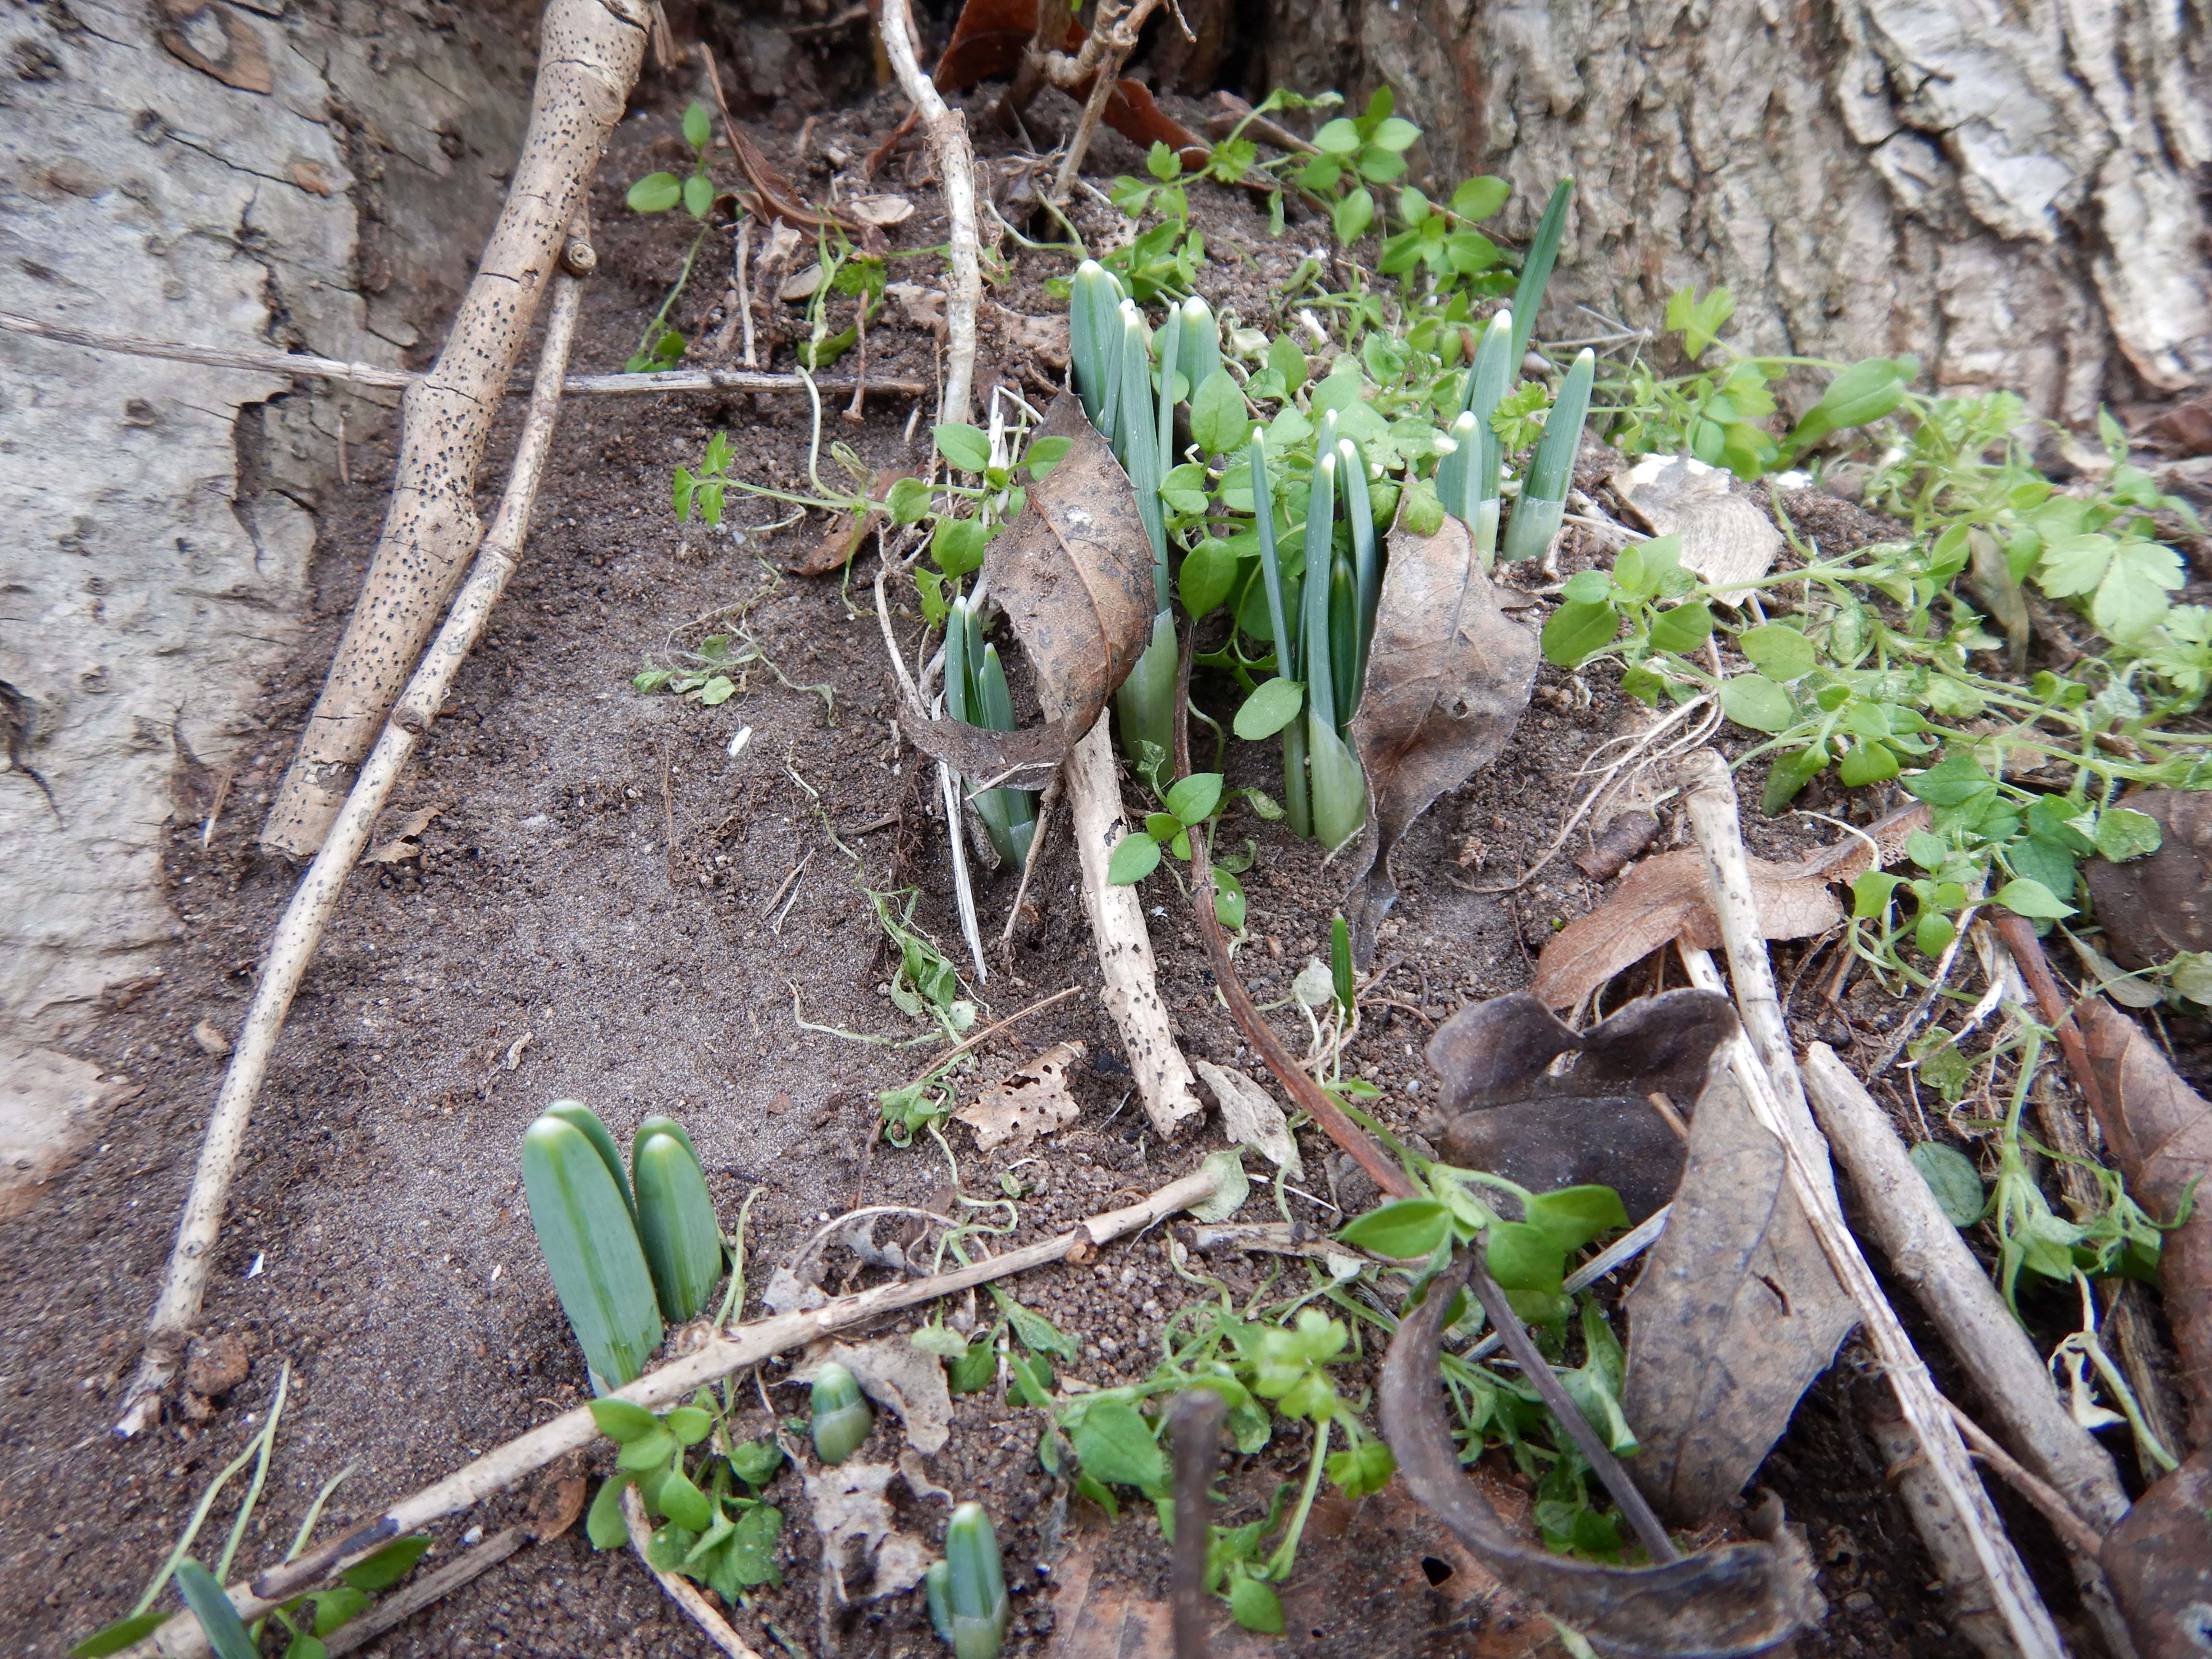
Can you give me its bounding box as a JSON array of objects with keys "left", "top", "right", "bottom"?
[
  {"left": 0, "top": 311, "right": 921, "bottom": 397},
  {"left": 115, "top": 247, "right": 594, "bottom": 1439},
  {"left": 118, "top": 1165, "right": 1223, "bottom": 1659},
  {"left": 1673, "top": 750, "right": 2066, "bottom": 1659},
  {"left": 876, "top": 0, "right": 981, "bottom": 426}
]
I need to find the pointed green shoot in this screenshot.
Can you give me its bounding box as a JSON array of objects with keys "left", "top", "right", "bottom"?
[
  {"left": 1308, "top": 715, "right": 1368, "bottom": 852},
  {"left": 942, "top": 1502, "right": 1010, "bottom": 1659},
  {"left": 1250, "top": 427, "right": 1295, "bottom": 682},
  {"left": 1114, "top": 301, "right": 1167, "bottom": 593},
  {"left": 1116, "top": 608, "right": 1180, "bottom": 773},
  {"left": 1335, "top": 437, "right": 1380, "bottom": 709},
  {"left": 977, "top": 643, "right": 1036, "bottom": 864},
  {"left": 542, "top": 1100, "right": 634, "bottom": 1225},
  {"left": 632, "top": 1123, "right": 723, "bottom": 1323},
  {"left": 1509, "top": 180, "right": 1573, "bottom": 370},
  {"left": 522, "top": 1114, "right": 663, "bottom": 1390},
  {"left": 1301, "top": 449, "right": 1340, "bottom": 745},
  {"left": 1434, "top": 412, "right": 1477, "bottom": 529},
  {"left": 1154, "top": 300, "right": 1184, "bottom": 474},
  {"left": 1177, "top": 294, "right": 1220, "bottom": 411},
  {"left": 1069, "top": 261, "right": 1124, "bottom": 431},
  {"left": 1467, "top": 310, "right": 1514, "bottom": 565},
  {"left": 1328, "top": 552, "right": 1358, "bottom": 733},
  {"left": 172, "top": 1562, "right": 255, "bottom": 1659},
  {"left": 1504, "top": 347, "right": 1595, "bottom": 564}
]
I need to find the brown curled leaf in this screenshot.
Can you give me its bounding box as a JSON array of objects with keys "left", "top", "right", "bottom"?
[
  {"left": 1380, "top": 1257, "right": 1823, "bottom": 1658},
  {"left": 1623, "top": 1062, "right": 1858, "bottom": 1524},
  {"left": 1344, "top": 511, "right": 1537, "bottom": 965},
  {"left": 1531, "top": 803, "right": 1931, "bottom": 1010},
  {"left": 900, "top": 392, "right": 1158, "bottom": 782},
  {"left": 1425, "top": 989, "right": 1736, "bottom": 1224},
  {"left": 2082, "top": 787, "right": 2212, "bottom": 971}
]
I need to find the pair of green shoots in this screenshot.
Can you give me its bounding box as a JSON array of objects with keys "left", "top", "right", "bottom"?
[
  {"left": 1432, "top": 315, "right": 1596, "bottom": 568},
  {"left": 1069, "top": 260, "right": 1221, "bottom": 769},
  {"left": 943, "top": 597, "right": 1036, "bottom": 866},
  {"left": 521, "top": 1101, "right": 724, "bottom": 1391},
  {"left": 1243, "top": 414, "right": 1376, "bottom": 848}
]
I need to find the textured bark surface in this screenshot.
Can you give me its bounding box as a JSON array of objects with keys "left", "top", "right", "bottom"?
[
  {"left": 0, "top": 0, "right": 537, "bottom": 1188},
  {"left": 261, "top": 0, "right": 651, "bottom": 856},
  {"left": 1254, "top": 0, "right": 2212, "bottom": 415}
]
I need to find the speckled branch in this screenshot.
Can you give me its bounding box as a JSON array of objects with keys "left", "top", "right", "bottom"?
[
  {"left": 260, "top": 0, "right": 652, "bottom": 858},
  {"left": 115, "top": 238, "right": 594, "bottom": 1441}
]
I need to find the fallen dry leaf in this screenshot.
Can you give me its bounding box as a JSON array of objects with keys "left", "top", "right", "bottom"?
[
  {"left": 1194, "top": 1061, "right": 1301, "bottom": 1178},
  {"left": 1613, "top": 454, "right": 1780, "bottom": 605},
  {"left": 1345, "top": 511, "right": 1537, "bottom": 963},
  {"left": 2083, "top": 788, "right": 2212, "bottom": 971},
  {"left": 778, "top": 262, "right": 825, "bottom": 302},
  {"left": 524, "top": 1456, "right": 589, "bottom": 1540},
  {"left": 849, "top": 192, "right": 914, "bottom": 227},
  {"left": 1425, "top": 990, "right": 1736, "bottom": 1223},
  {"left": 885, "top": 280, "right": 946, "bottom": 333},
  {"left": 901, "top": 393, "right": 1159, "bottom": 781},
  {"left": 954, "top": 1040, "right": 1085, "bottom": 1152},
  {"left": 802, "top": 1458, "right": 932, "bottom": 1604},
  {"left": 1382, "top": 1256, "right": 1823, "bottom": 1657},
  {"left": 794, "top": 1336, "right": 953, "bottom": 1454},
  {"left": 989, "top": 302, "right": 1070, "bottom": 369},
  {"left": 192, "top": 1019, "right": 233, "bottom": 1059},
  {"left": 364, "top": 805, "right": 441, "bottom": 864},
  {"left": 791, "top": 468, "right": 904, "bottom": 578},
  {"left": 1623, "top": 1063, "right": 1858, "bottom": 1524},
  {"left": 1532, "top": 803, "right": 1930, "bottom": 1010}
]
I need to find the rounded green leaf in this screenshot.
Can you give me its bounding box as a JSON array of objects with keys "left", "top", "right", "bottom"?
[
  {"left": 1540, "top": 600, "right": 1620, "bottom": 668},
  {"left": 1996, "top": 877, "right": 2075, "bottom": 919},
  {"left": 586, "top": 1476, "right": 633, "bottom": 1550},
  {"left": 626, "top": 172, "right": 683, "bottom": 214},
  {"left": 590, "top": 1398, "right": 662, "bottom": 1443},
  {"left": 1522, "top": 1185, "right": 1630, "bottom": 1254},
  {"left": 1739, "top": 623, "right": 1818, "bottom": 680},
  {"left": 1484, "top": 1221, "right": 1566, "bottom": 1294},
  {"left": 886, "top": 477, "right": 933, "bottom": 525},
  {"left": 1838, "top": 742, "right": 1900, "bottom": 786},
  {"left": 932, "top": 423, "right": 993, "bottom": 473},
  {"left": 1229, "top": 1575, "right": 1286, "bottom": 1635},
  {"left": 656, "top": 1469, "right": 713, "bottom": 1531},
  {"left": 1189, "top": 370, "right": 1248, "bottom": 456},
  {"left": 1719, "top": 673, "right": 1795, "bottom": 734},
  {"left": 1333, "top": 187, "right": 1376, "bottom": 246},
  {"left": 664, "top": 1405, "right": 714, "bottom": 1446},
  {"left": 682, "top": 100, "right": 713, "bottom": 152},
  {"left": 2092, "top": 806, "right": 2162, "bottom": 863},
  {"left": 1915, "top": 910, "right": 1958, "bottom": 960},
  {"left": 1106, "top": 832, "right": 1162, "bottom": 885},
  {"left": 1165, "top": 771, "right": 1223, "bottom": 827},
  {"left": 1336, "top": 1198, "right": 1450, "bottom": 1259},
  {"left": 1313, "top": 118, "right": 1362, "bottom": 154},
  {"left": 1909, "top": 1142, "right": 1986, "bottom": 1227},
  {"left": 1234, "top": 677, "right": 1304, "bottom": 739},
  {"left": 1069, "top": 1400, "right": 1168, "bottom": 1492},
  {"left": 1212, "top": 868, "right": 1246, "bottom": 930},
  {"left": 616, "top": 1428, "right": 677, "bottom": 1472},
  {"left": 1647, "top": 600, "right": 1715, "bottom": 654},
  {"left": 682, "top": 173, "right": 714, "bottom": 219},
  {"left": 1451, "top": 175, "right": 1511, "bottom": 220},
  {"left": 1560, "top": 570, "right": 1611, "bottom": 604},
  {"left": 1179, "top": 536, "right": 1244, "bottom": 618}
]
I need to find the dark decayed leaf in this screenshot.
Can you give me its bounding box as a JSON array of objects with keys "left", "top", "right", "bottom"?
[
  {"left": 899, "top": 393, "right": 1159, "bottom": 782},
  {"left": 2083, "top": 788, "right": 2212, "bottom": 972},
  {"left": 1623, "top": 1065, "right": 1858, "bottom": 1524},
  {"left": 1344, "top": 511, "right": 1537, "bottom": 964},
  {"left": 2075, "top": 994, "right": 2212, "bottom": 1440},
  {"left": 1380, "top": 1260, "right": 1823, "bottom": 1658},
  {"left": 1424, "top": 990, "right": 1735, "bottom": 1223},
  {"left": 2099, "top": 1450, "right": 2212, "bottom": 1659}
]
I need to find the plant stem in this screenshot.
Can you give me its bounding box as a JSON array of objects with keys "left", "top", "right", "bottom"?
[{"left": 1264, "top": 1416, "right": 1331, "bottom": 1579}]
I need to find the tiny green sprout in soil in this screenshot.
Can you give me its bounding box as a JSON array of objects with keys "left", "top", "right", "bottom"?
[{"left": 615, "top": 75, "right": 2211, "bottom": 1597}]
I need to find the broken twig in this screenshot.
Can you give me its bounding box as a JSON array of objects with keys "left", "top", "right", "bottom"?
[{"left": 877, "top": 0, "right": 981, "bottom": 425}]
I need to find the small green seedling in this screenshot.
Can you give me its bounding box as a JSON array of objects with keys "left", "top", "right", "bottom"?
[
  {"left": 928, "top": 1502, "right": 1010, "bottom": 1659},
  {"left": 811, "top": 1361, "right": 873, "bottom": 1464}
]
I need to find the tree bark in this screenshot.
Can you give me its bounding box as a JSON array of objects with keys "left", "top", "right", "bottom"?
[{"left": 1254, "top": 0, "right": 2212, "bottom": 416}]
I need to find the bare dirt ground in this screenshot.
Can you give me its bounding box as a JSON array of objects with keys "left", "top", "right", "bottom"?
[{"left": 0, "top": 65, "right": 2158, "bottom": 1659}]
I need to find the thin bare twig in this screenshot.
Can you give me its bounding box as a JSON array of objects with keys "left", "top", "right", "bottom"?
[
  {"left": 0, "top": 311, "right": 921, "bottom": 397},
  {"left": 876, "top": 0, "right": 980, "bottom": 425},
  {"left": 899, "top": 985, "right": 1080, "bottom": 1087},
  {"left": 1046, "top": 0, "right": 1170, "bottom": 203},
  {"left": 998, "top": 765, "right": 1064, "bottom": 946},
  {"left": 114, "top": 227, "right": 596, "bottom": 1441}
]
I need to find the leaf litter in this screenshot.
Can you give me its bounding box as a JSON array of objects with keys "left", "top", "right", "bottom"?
[{"left": 952, "top": 1039, "right": 1085, "bottom": 1152}]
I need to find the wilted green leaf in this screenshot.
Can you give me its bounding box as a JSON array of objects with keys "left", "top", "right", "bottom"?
[{"left": 1910, "top": 1142, "right": 1985, "bottom": 1226}]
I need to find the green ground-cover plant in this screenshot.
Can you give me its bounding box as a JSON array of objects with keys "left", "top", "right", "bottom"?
[
  {"left": 587, "top": 1394, "right": 789, "bottom": 1602},
  {"left": 623, "top": 100, "right": 719, "bottom": 372}
]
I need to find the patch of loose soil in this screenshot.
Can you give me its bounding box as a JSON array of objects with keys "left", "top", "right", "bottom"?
[{"left": 0, "top": 67, "right": 2091, "bottom": 1659}]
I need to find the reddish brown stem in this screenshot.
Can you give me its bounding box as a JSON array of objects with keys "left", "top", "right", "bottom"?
[
  {"left": 1993, "top": 913, "right": 2111, "bottom": 1122},
  {"left": 1172, "top": 626, "right": 1412, "bottom": 1199}
]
